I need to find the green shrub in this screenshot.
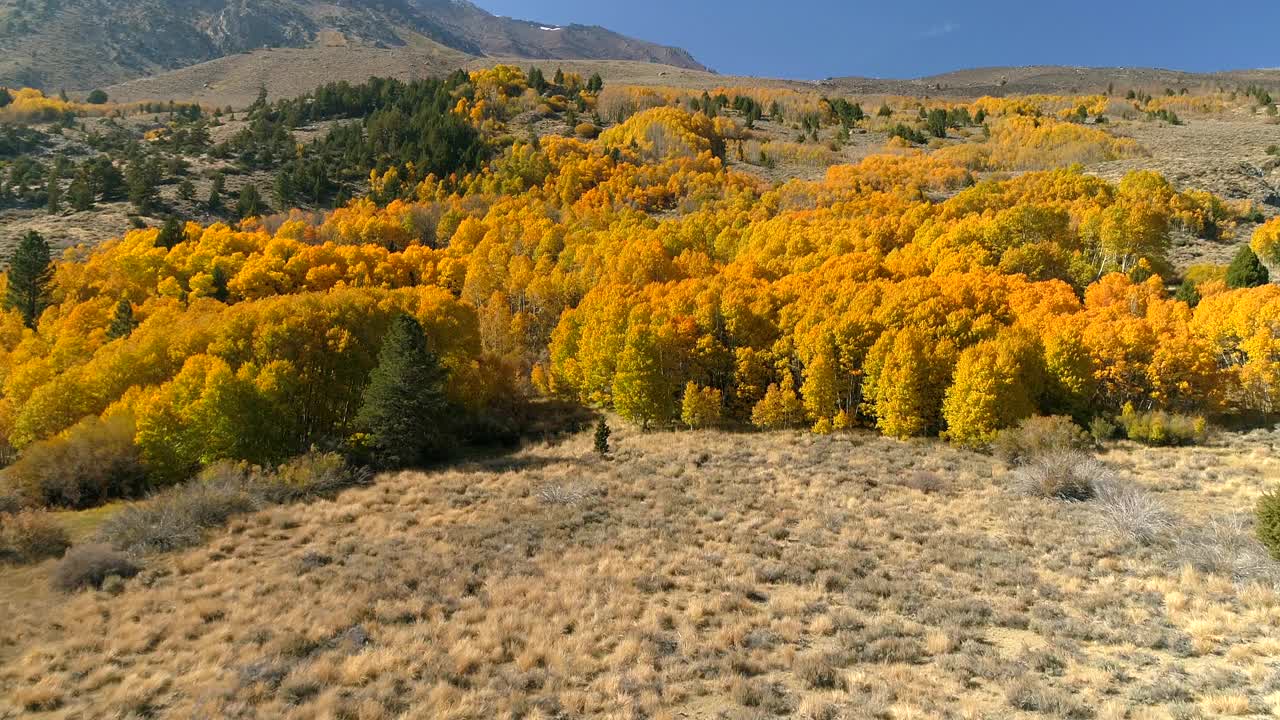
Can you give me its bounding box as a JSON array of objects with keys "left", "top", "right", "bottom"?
[
  {"left": 3, "top": 415, "right": 146, "bottom": 508},
  {"left": 1088, "top": 417, "right": 1117, "bottom": 444},
  {"left": 1258, "top": 489, "right": 1280, "bottom": 560},
  {"left": 51, "top": 543, "right": 139, "bottom": 592},
  {"left": 1117, "top": 406, "right": 1207, "bottom": 446},
  {"left": 992, "top": 415, "right": 1092, "bottom": 465},
  {"left": 0, "top": 510, "right": 71, "bottom": 564},
  {"left": 256, "top": 452, "right": 372, "bottom": 503}
]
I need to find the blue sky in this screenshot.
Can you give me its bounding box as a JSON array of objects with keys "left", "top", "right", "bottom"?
[{"left": 472, "top": 1, "right": 1280, "bottom": 79}]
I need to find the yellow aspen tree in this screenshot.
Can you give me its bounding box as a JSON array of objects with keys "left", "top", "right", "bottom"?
[
  {"left": 871, "top": 328, "right": 955, "bottom": 439},
  {"left": 800, "top": 348, "right": 838, "bottom": 427},
  {"left": 611, "top": 324, "right": 672, "bottom": 430},
  {"left": 942, "top": 329, "right": 1045, "bottom": 446},
  {"left": 680, "top": 381, "right": 722, "bottom": 429},
  {"left": 751, "top": 379, "right": 803, "bottom": 430}
]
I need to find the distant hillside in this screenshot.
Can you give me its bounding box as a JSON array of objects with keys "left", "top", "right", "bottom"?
[
  {"left": 825, "top": 65, "right": 1280, "bottom": 97},
  {"left": 0, "top": 0, "right": 707, "bottom": 92}
]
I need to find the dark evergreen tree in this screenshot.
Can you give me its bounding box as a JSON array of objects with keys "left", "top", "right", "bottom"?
[
  {"left": 86, "top": 156, "right": 124, "bottom": 201},
  {"left": 68, "top": 174, "right": 93, "bottom": 211},
  {"left": 528, "top": 67, "right": 548, "bottom": 94},
  {"left": 207, "top": 173, "right": 225, "bottom": 211},
  {"left": 594, "top": 418, "right": 611, "bottom": 456},
  {"left": 236, "top": 185, "right": 264, "bottom": 219},
  {"left": 210, "top": 265, "right": 230, "bottom": 302},
  {"left": 925, "top": 108, "right": 948, "bottom": 138},
  {"left": 1174, "top": 279, "right": 1201, "bottom": 307},
  {"left": 4, "top": 230, "right": 52, "bottom": 328},
  {"left": 355, "top": 314, "right": 452, "bottom": 469},
  {"left": 587, "top": 73, "right": 604, "bottom": 94},
  {"left": 125, "top": 156, "right": 160, "bottom": 213},
  {"left": 45, "top": 162, "right": 60, "bottom": 214},
  {"left": 107, "top": 299, "right": 137, "bottom": 339},
  {"left": 1226, "top": 246, "right": 1270, "bottom": 288},
  {"left": 156, "top": 215, "right": 183, "bottom": 249},
  {"left": 177, "top": 178, "right": 195, "bottom": 203}
]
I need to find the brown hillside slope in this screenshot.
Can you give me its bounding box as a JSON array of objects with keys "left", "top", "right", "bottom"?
[{"left": 1, "top": 427, "right": 1277, "bottom": 717}]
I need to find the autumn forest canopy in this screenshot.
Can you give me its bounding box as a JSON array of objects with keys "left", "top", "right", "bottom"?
[{"left": 1, "top": 67, "right": 1279, "bottom": 511}]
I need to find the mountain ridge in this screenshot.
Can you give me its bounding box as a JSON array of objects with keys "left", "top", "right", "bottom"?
[{"left": 0, "top": 0, "right": 707, "bottom": 91}]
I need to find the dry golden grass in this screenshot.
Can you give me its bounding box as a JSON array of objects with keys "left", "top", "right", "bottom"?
[{"left": 0, "top": 425, "right": 1277, "bottom": 718}]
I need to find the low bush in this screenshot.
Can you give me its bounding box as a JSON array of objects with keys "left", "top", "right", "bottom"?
[
  {"left": 1093, "top": 479, "right": 1173, "bottom": 545},
  {"left": 1117, "top": 406, "right": 1207, "bottom": 446},
  {"left": 260, "top": 452, "right": 373, "bottom": 503},
  {"left": 2, "top": 415, "right": 147, "bottom": 508},
  {"left": 51, "top": 543, "right": 139, "bottom": 592},
  {"left": 0, "top": 510, "right": 71, "bottom": 564},
  {"left": 1012, "top": 450, "right": 1107, "bottom": 501},
  {"left": 99, "top": 452, "right": 369, "bottom": 555},
  {"left": 98, "top": 475, "right": 258, "bottom": 554},
  {"left": 1177, "top": 515, "right": 1279, "bottom": 584},
  {"left": 0, "top": 487, "right": 25, "bottom": 515},
  {"left": 1088, "top": 417, "right": 1116, "bottom": 444},
  {"left": 993, "top": 416, "right": 1092, "bottom": 465},
  {"left": 1258, "top": 488, "right": 1280, "bottom": 560}
]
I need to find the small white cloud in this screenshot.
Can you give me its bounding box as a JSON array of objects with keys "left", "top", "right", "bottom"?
[{"left": 920, "top": 22, "right": 957, "bottom": 38}]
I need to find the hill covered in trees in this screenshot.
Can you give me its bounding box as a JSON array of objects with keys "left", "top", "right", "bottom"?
[{"left": 0, "top": 63, "right": 1279, "bottom": 720}]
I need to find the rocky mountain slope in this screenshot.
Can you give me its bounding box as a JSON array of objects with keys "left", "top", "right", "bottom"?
[{"left": 0, "top": 0, "right": 706, "bottom": 91}]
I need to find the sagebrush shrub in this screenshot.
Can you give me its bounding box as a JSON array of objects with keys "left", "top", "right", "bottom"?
[
  {"left": 1012, "top": 450, "right": 1106, "bottom": 501},
  {"left": 51, "top": 543, "right": 139, "bottom": 592},
  {"left": 1093, "top": 479, "right": 1173, "bottom": 545},
  {"left": 3, "top": 415, "right": 146, "bottom": 508},
  {"left": 1258, "top": 489, "right": 1280, "bottom": 560},
  {"left": 99, "top": 477, "right": 257, "bottom": 554},
  {"left": 0, "top": 510, "right": 71, "bottom": 564},
  {"left": 99, "top": 452, "right": 368, "bottom": 555},
  {"left": 993, "top": 416, "right": 1092, "bottom": 465},
  {"left": 1177, "top": 515, "right": 1279, "bottom": 583},
  {"left": 0, "top": 487, "right": 25, "bottom": 515}
]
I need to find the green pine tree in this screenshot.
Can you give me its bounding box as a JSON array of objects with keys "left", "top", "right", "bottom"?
[
  {"left": 4, "top": 230, "right": 53, "bottom": 329},
  {"left": 156, "top": 215, "right": 184, "bottom": 249},
  {"left": 107, "top": 298, "right": 137, "bottom": 339},
  {"left": 1225, "top": 246, "right": 1270, "bottom": 288},
  {"left": 207, "top": 173, "right": 225, "bottom": 211},
  {"left": 594, "top": 418, "right": 611, "bottom": 456},
  {"left": 356, "top": 314, "right": 452, "bottom": 469},
  {"left": 45, "top": 163, "right": 61, "bottom": 214},
  {"left": 177, "top": 178, "right": 196, "bottom": 203},
  {"left": 68, "top": 174, "right": 94, "bottom": 211},
  {"left": 236, "top": 184, "right": 264, "bottom": 220}
]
